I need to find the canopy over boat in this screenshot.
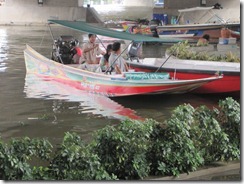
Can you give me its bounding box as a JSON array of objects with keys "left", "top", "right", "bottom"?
[
  {"left": 178, "top": 6, "right": 214, "bottom": 13},
  {"left": 176, "top": 6, "right": 228, "bottom": 24},
  {"left": 48, "top": 19, "right": 182, "bottom": 43}
]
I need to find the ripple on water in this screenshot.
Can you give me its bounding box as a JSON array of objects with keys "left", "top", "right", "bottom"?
[{"left": 0, "top": 28, "right": 8, "bottom": 72}]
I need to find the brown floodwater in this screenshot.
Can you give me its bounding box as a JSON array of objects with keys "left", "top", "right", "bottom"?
[{"left": 0, "top": 25, "right": 239, "bottom": 146}]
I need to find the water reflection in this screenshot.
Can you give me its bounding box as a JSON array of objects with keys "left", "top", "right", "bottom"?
[
  {"left": 24, "top": 73, "right": 142, "bottom": 121},
  {"left": 0, "top": 28, "right": 8, "bottom": 72}
]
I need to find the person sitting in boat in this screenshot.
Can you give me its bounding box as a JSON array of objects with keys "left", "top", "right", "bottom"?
[
  {"left": 70, "top": 40, "right": 83, "bottom": 64},
  {"left": 108, "top": 42, "right": 129, "bottom": 74},
  {"left": 131, "top": 25, "right": 142, "bottom": 34},
  {"left": 197, "top": 34, "right": 210, "bottom": 46},
  {"left": 81, "top": 33, "right": 105, "bottom": 64},
  {"left": 98, "top": 44, "right": 113, "bottom": 72},
  {"left": 151, "top": 27, "right": 159, "bottom": 38}
]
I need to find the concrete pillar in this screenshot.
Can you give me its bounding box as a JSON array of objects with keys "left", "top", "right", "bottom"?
[
  {"left": 78, "top": 0, "right": 84, "bottom": 7},
  {"left": 123, "top": 0, "right": 154, "bottom": 7}
]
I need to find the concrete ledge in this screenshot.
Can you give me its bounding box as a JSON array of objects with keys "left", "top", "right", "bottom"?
[
  {"left": 148, "top": 161, "right": 240, "bottom": 181},
  {"left": 0, "top": 6, "right": 86, "bottom": 25}
]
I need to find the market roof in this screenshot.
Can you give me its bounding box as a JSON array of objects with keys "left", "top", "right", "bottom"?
[{"left": 48, "top": 19, "right": 182, "bottom": 43}]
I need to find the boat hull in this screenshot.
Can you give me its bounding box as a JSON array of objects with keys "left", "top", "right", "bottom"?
[
  {"left": 24, "top": 45, "right": 222, "bottom": 97},
  {"left": 157, "top": 23, "right": 240, "bottom": 43},
  {"left": 127, "top": 59, "right": 240, "bottom": 95}
]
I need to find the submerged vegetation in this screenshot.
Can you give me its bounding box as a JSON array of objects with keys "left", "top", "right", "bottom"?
[
  {"left": 0, "top": 97, "right": 240, "bottom": 180},
  {"left": 167, "top": 41, "right": 240, "bottom": 63}
]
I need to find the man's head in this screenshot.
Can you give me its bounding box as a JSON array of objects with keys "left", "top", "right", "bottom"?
[
  {"left": 202, "top": 34, "right": 210, "bottom": 41},
  {"left": 106, "top": 44, "right": 113, "bottom": 53},
  {"left": 88, "top": 34, "right": 96, "bottom": 43},
  {"left": 112, "top": 42, "right": 121, "bottom": 52}
]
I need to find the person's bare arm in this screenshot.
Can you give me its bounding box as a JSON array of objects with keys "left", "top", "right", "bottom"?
[
  {"left": 123, "top": 58, "right": 129, "bottom": 72},
  {"left": 115, "top": 65, "right": 122, "bottom": 74},
  {"left": 98, "top": 47, "right": 106, "bottom": 55},
  {"left": 124, "top": 62, "right": 129, "bottom": 72}
]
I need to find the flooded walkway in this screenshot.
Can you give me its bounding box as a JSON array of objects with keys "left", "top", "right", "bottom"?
[{"left": 149, "top": 161, "right": 240, "bottom": 181}]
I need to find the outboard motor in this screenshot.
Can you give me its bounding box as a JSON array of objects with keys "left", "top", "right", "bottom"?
[
  {"left": 51, "top": 35, "right": 76, "bottom": 64},
  {"left": 127, "top": 41, "right": 142, "bottom": 62}
]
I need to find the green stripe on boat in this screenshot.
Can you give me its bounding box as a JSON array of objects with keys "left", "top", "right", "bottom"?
[{"left": 125, "top": 72, "right": 170, "bottom": 80}]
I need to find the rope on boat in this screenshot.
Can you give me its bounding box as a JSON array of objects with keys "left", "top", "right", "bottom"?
[
  {"left": 39, "top": 24, "right": 48, "bottom": 48},
  {"left": 154, "top": 42, "right": 181, "bottom": 73}
]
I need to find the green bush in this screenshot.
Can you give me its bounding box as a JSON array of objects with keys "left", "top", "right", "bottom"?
[
  {"left": 0, "top": 137, "right": 52, "bottom": 180},
  {"left": 167, "top": 41, "right": 240, "bottom": 62},
  {"left": 0, "top": 97, "right": 240, "bottom": 180},
  {"left": 148, "top": 104, "right": 203, "bottom": 176},
  {"left": 216, "top": 97, "right": 240, "bottom": 148},
  {"left": 191, "top": 106, "right": 238, "bottom": 164},
  {"left": 214, "top": 97, "right": 240, "bottom": 161},
  {"left": 92, "top": 120, "right": 153, "bottom": 179},
  {"left": 49, "top": 132, "right": 116, "bottom": 180}
]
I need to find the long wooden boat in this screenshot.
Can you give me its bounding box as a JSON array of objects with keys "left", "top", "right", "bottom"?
[
  {"left": 124, "top": 24, "right": 195, "bottom": 39},
  {"left": 24, "top": 45, "right": 222, "bottom": 97},
  {"left": 126, "top": 57, "right": 240, "bottom": 95},
  {"left": 157, "top": 23, "right": 240, "bottom": 43},
  {"left": 156, "top": 6, "right": 240, "bottom": 43}
]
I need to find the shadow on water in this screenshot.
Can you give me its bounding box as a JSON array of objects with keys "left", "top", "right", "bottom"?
[{"left": 111, "top": 92, "right": 235, "bottom": 123}]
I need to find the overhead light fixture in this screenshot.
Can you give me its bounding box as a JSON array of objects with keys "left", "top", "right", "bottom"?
[
  {"left": 38, "top": 0, "right": 43, "bottom": 5},
  {"left": 200, "top": 0, "right": 206, "bottom": 6}
]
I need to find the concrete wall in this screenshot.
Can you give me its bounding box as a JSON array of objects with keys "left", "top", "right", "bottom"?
[
  {"left": 123, "top": 0, "right": 154, "bottom": 7},
  {"left": 0, "top": 0, "right": 86, "bottom": 25},
  {"left": 93, "top": 5, "right": 154, "bottom": 21},
  {"left": 0, "top": 0, "right": 240, "bottom": 25},
  {"left": 86, "top": 7, "right": 103, "bottom": 23},
  {"left": 3, "top": 0, "right": 79, "bottom": 7}
]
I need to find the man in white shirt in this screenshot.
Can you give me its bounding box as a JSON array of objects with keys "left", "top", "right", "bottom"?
[
  {"left": 108, "top": 42, "right": 129, "bottom": 74},
  {"left": 81, "top": 34, "right": 105, "bottom": 64}
]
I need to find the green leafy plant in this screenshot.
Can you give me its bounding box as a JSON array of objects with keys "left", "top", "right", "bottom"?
[
  {"left": 216, "top": 97, "right": 240, "bottom": 149},
  {"left": 147, "top": 104, "right": 203, "bottom": 177},
  {"left": 0, "top": 97, "right": 240, "bottom": 180},
  {"left": 224, "top": 52, "right": 240, "bottom": 63},
  {"left": 167, "top": 41, "right": 191, "bottom": 59},
  {"left": 167, "top": 42, "right": 240, "bottom": 62},
  {"left": 92, "top": 120, "right": 153, "bottom": 179},
  {"left": 49, "top": 132, "right": 115, "bottom": 180},
  {"left": 0, "top": 137, "right": 52, "bottom": 180},
  {"left": 195, "top": 52, "right": 210, "bottom": 61},
  {"left": 191, "top": 106, "right": 230, "bottom": 163}
]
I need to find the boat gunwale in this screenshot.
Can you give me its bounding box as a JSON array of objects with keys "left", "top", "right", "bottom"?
[
  {"left": 126, "top": 59, "right": 240, "bottom": 76},
  {"left": 25, "top": 45, "right": 223, "bottom": 85}
]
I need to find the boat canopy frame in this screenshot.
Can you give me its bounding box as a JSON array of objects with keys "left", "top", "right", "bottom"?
[
  {"left": 177, "top": 6, "right": 227, "bottom": 24},
  {"left": 48, "top": 19, "right": 182, "bottom": 43}
]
